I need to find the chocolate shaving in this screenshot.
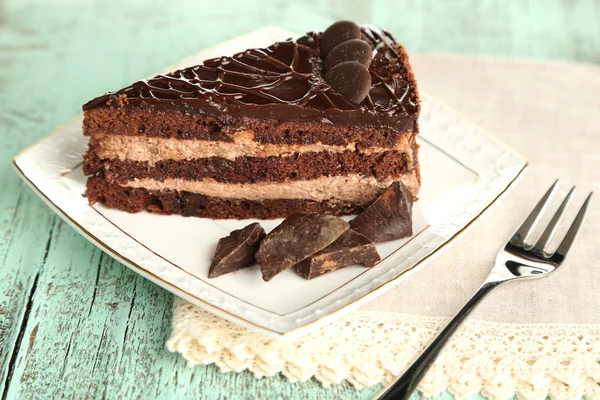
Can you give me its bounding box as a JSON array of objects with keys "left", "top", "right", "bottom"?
[
  {"left": 296, "top": 229, "right": 380, "bottom": 280},
  {"left": 256, "top": 213, "right": 349, "bottom": 282},
  {"left": 208, "top": 222, "right": 266, "bottom": 278}
]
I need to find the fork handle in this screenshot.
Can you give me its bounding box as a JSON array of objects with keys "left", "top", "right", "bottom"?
[{"left": 376, "top": 280, "right": 502, "bottom": 400}]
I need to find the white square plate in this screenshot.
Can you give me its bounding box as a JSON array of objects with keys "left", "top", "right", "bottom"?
[{"left": 13, "top": 27, "right": 527, "bottom": 339}]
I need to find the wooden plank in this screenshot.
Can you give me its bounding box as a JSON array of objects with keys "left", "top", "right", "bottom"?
[
  {"left": 0, "top": 195, "right": 56, "bottom": 397},
  {"left": 0, "top": 19, "right": 61, "bottom": 395}
]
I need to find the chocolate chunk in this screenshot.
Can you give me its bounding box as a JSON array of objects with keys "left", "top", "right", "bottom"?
[
  {"left": 296, "top": 229, "right": 380, "bottom": 280},
  {"left": 208, "top": 222, "right": 266, "bottom": 278},
  {"left": 324, "top": 39, "right": 372, "bottom": 72},
  {"left": 324, "top": 61, "right": 372, "bottom": 104},
  {"left": 319, "top": 20, "right": 362, "bottom": 58},
  {"left": 350, "top": 182, "right": 413, "bottom": 242},
  {"left": 256, "top": 213, "right": 349, "bottom": 282}
]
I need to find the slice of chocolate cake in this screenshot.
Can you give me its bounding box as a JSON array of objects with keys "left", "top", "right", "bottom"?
[{"left": 82, "top": 21, "right": 420, "bottom": 219}]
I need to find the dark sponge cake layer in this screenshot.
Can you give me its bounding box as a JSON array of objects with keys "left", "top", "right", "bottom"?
[
  {"left": 83, "top": 146, "right": 417, "bottom": 184},
  {"left": 83, "top": 108, "right": 415, "bottom": 148},
  {"left": 86, "top": 176, "right": 363, "bottom": 219}
]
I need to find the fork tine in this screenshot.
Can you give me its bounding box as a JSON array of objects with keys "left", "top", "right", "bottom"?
[
  {"left": 554, "top": 192, "right": 594, "bottom": 260},
  {"left": 510, "top": 179, "right": 559, "bottom": 246},
  {"left": 532, "top": 186, "right": 576, "bottom": 255}
]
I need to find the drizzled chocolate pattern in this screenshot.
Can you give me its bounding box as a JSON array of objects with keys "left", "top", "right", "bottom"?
[{"left": 83, "top": 24, "right": 419, "bottom": 130}]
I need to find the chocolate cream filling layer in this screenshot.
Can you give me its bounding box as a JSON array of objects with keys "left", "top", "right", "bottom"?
[
  {"left": 92, "top": 130, "right": 415, "bottom": 163},
  {"left": 121, "top": 172, "right": 420, "bottom": 205}
]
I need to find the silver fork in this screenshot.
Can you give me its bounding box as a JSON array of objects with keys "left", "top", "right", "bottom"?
[{"left": 376, "top": 180, "right": 593, "bottom": 400}]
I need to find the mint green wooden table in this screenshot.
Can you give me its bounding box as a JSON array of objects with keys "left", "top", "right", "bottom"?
[{"left": 1, "top": 1, "right": 599, "bottom": 398}]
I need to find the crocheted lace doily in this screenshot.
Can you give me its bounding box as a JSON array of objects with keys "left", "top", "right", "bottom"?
[{"left": 167, "top": 298, "right": 600, "bottom": 400}]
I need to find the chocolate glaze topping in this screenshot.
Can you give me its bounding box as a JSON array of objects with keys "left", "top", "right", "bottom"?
[{"left": 83, "top": 24, "right": 419, "bottom": 131}]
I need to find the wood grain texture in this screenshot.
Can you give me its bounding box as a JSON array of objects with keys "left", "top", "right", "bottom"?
[{"left": 0, "top": 0, "right": 598, "bottom": 399}]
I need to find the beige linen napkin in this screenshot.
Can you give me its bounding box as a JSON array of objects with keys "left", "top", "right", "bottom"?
[{"left": 167, "top": 55, "right": 600, "bottom": 400}]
